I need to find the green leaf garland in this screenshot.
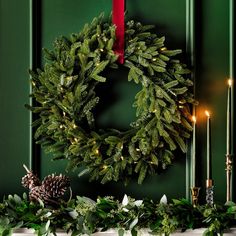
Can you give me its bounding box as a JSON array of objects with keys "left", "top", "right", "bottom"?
[
  {"left": 28, "top": 14, "right": 196, "bottom": 184},
  {"left": 1, "top": 194, "right": 236, "bottom": 236}
]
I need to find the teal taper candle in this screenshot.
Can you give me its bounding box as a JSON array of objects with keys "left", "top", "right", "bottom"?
[
  {"left": 226, "top": 79, "right": 232, "bottom": 155},
  {"left": 205, "top": 111, "right": 212, "bottom": 180},
  {"left": 192, "top": 115, "right": 196, "bottom": 187}
]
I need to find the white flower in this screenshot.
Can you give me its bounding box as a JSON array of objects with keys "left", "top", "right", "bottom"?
[
  {"left": 134, "top": 200, "right": 143, "bottom": 207},
  {"left": 160, "top": 194, "right": 167, "bottom": 204},
  {"left": 122, "top": 194, "right": 129, "bottom": 206}
]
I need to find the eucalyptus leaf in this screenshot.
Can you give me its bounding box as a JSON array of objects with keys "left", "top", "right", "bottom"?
[{"left": 129, "top": 218, "right": 139, "bottom": 230}]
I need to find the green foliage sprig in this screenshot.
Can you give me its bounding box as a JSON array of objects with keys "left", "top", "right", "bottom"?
[
  {"left": 28, "top": 14, "right": 196, "bottom": 184},
  {"left": 1, "top": 194, "right": 236, "bottom": 236}
]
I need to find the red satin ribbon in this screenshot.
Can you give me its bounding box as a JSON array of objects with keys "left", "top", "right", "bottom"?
[{"left": 112, "top": 0, "right": 125, "bottom": 64}]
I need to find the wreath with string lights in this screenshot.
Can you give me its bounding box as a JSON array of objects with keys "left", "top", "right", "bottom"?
[{"left": 28, "top": 14, "right": 195, "bottom": 184}]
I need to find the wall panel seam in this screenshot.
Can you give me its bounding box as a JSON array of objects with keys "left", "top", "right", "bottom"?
[
  {"left": 229, "top": 0, "right": 234, "bottom": 201},
  {"left": 29, "top": 0, "right": 41, "bottom": 175},
  {"left": 185, "top": 0, "right": 195, "bottom": 200}
]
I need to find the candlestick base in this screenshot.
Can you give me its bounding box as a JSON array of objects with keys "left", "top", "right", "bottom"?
[
  {"left": 206, "top": 179, "right": 214, "bottom": 206},
  {"left": 190, "top": 187, "right": 200, "bottom": 207},
  {"left": 225, "top": 154, "right": 233, "bottom": 202}
]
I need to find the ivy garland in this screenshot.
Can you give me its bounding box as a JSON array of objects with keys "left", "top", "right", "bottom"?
[{"left": 29, "top": 14, "right": 195, "bottom": 184}]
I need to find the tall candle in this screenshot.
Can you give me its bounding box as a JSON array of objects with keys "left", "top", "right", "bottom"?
[
  {"left": 226, "top": 79, "right": 232, "bottom": 155},
  {"left": 192, "top": 116, "right": 196, "bottom": 187},
  {"left": 205, "top": 111, "right": 212, "bottom": 180}
]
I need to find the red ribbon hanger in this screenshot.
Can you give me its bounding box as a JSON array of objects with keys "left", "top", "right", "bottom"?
[{"left": 112, "top": 0, "right": 125, "bottom": 64}]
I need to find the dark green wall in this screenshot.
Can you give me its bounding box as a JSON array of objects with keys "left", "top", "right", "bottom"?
[
  {"left": 195, "top": 0, "right": 232, "bottom": 202},
  {"left": 0, "top": 0, "right": 30, "bottom": 196},
  {"left": 0, "top": 0, "right": 234, "bottom": 204}
]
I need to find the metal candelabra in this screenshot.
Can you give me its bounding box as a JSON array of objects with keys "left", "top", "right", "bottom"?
[
  {"left": 226, "top": 154, "right": 233, "bottom": 202},
  {"left": 191, "top": 187, "right": 200, "bottom": 207},
  {"left": 206, "top": 179, "right": 214, "bottom": 206}
]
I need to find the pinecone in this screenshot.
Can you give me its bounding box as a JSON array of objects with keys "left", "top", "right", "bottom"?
[
  {"left": 21, "top": 165, "right": 70, "bottom": 205},
  {"left": 42, "top": 174, "right": 70, "bottom": 199},
  {"left": 29, "top": 186, "right": 51, "bottom": 204},
  {"left": 21, "top": 166, "right": 41, "bottom": 189}
]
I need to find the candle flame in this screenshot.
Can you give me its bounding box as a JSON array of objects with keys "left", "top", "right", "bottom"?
[
  {"left": 228, "top": 79, "right": 232, "bottom": 87},
  {"left": 205, "top": 110, "right": 210, "bottom": 117},
  {"left": 192, "top": 116, "right": 197, "bottom": 123}
]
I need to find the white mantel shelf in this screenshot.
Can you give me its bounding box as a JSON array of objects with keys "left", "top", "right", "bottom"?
[{"left": 13, "top": 228, "right": 236, "bottom": 236}]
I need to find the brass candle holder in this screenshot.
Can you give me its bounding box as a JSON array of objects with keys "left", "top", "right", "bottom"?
[
  {"left": 206, "top": 179, "right": 214, "bottom": 206},
  {"left": 190, "top": 187, "right": 201, "bottom": 207},
  {"left": 226, "top": 154, "right": 233, "bottom": 202}
]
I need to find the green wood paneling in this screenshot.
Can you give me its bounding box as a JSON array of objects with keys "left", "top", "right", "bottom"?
[
  {"left": 0, "top": 0, "right": 234, "bottom": 204},
  {"left": 0, "top": 0, "right": 30, "bottom": 198},
  {"left": 195, "top": 0, "right": 230, "bottom": 202},
  {"left": 230, "top": 0, "right": 235, "bottom": 201}
]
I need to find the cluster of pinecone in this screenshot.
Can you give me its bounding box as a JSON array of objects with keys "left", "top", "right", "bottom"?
[{"left": 21, "top": 165, "right": 70, "bottom": 205}]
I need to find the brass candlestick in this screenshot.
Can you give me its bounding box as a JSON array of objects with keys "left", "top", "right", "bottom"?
[
  {"left": 191, "top": 187, "right": 200, "bottom": 207},
  {"left": 206, "top": 179, "right": 214, "bottom": 206},
  {"left": 226, "top": 154, "right": 233, "bottom": 202}
]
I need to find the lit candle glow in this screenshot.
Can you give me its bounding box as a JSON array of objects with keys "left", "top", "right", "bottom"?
[{"left": 205, "top": 111, "right": 212, "bottom": 180}]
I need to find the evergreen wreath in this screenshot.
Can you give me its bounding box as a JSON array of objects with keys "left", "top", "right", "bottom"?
[{"left": 28, "top": 14, "right": 195, "bottom": 184}]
